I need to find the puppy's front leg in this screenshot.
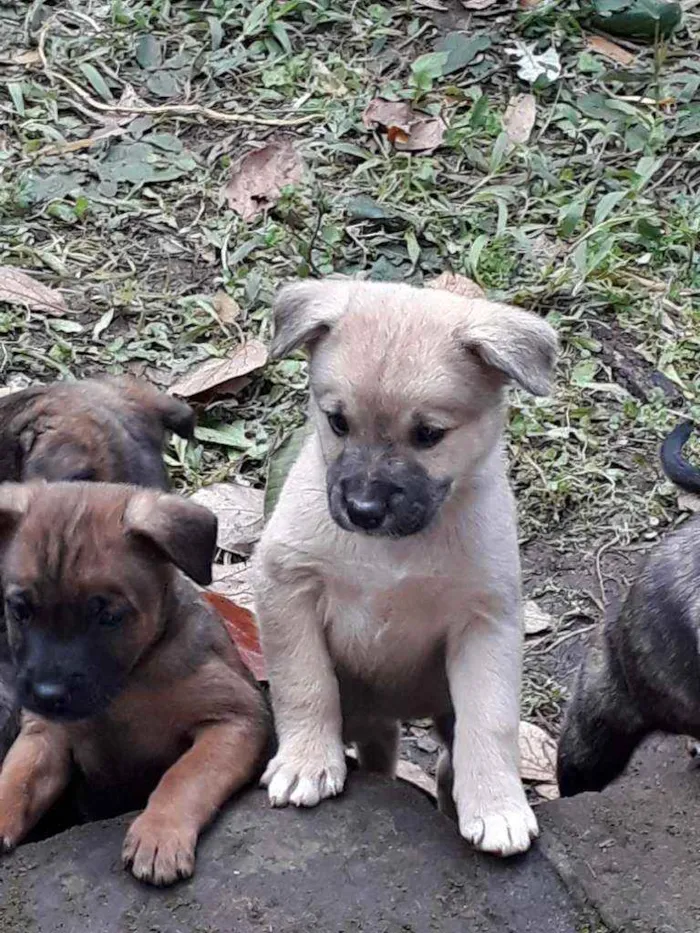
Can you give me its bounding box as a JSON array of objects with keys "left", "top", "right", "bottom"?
[
  {"left": 257, "top": 576, "right": 346, "bottom": 808},
  {"left": 447, "top": 611, "right": 538, "bottom": 857},
  {"left": 0, "top": 713, "right": 71, "bottom": 851},
  {"left": 123, "top": 715, "right": 265, "bottom": 887}
]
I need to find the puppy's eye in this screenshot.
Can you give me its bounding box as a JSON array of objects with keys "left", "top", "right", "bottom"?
[
  {"left": 411, "top": 424, "right": 447, "bottom": 450},
  {"left": 5, "top": 592, "right": 32, "bottom": 623},
  {"left": 88, "top": 595, "right": 128, "bottom": 630},
  {"left": 327, "top": 411, "right": 349, "bottom": 437}
]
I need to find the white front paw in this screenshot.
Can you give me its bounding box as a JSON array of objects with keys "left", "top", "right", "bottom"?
[
  {"left": 459, "top": 801, "right": 538, "bottom": 856},
  {"left": 261, "top": 741, "right": 347, "bottom": 808}
]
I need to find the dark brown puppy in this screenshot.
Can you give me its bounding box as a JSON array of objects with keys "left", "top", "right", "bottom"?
[
  {"left": 0, "top": 377, "right": 195, "bottom": 761},
  {"left": 0, "top": 376, "right": 194, "bottom": 487},
  {"left": 557, "top": 422, "right": 700, "bottom": 797},
  {"left": 0, "top": 482, "right": 269, "bottom": 886}
]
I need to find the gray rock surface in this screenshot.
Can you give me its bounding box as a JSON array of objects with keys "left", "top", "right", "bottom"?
[
  {"left": 0, "top": 774, "right": 592, "bottom": 933},
  {"left": 541, "top": 735, "right": 700, "bottom": 933}
]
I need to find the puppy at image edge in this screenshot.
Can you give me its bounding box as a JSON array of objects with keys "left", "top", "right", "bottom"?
[{"left": 254, "top": 279, "right": 558, "bottom": 858}]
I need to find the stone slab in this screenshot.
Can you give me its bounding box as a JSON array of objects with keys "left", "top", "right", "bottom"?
[
  {"left": 0, "top": 775, "right": 592, "bottom": 933},
  {"left": 540, "top": 738, "right": 700, "bottom": 933}
]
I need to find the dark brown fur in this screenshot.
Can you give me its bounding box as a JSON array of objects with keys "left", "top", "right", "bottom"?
[
  {"left": 0, "top": 483, "right": 269, "bottom": 886},
  {"left": 0, "top": 377, "right": 195, "bottom": 764},
  {"left": 0, "top": 376, "right": 194, "bottom": 488},
  {"left": 558, "top": 514, "right": 700, "bottom": 797}
]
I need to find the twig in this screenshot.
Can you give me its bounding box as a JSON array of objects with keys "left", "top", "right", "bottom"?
[{"left": 37, "top": 15, "right": 318, "bottom": 129}]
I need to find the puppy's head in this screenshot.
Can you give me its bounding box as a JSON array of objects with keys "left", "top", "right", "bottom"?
[
  {"left": 0, "top": 482, "right": 216, "bottom": 721},
  {"left": 271, "top": 280, "right": 557, "bottom": 537},
  {"left": 14, "top": 378, "right": 195, "bottom": 488}
]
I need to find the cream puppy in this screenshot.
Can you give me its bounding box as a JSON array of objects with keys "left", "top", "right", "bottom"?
[{"left": 255, "top": 280, "right": 557, "bottom": 856}]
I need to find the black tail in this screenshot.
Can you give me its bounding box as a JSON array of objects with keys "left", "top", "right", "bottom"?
[{"left": 660, "top": 421, "right": 700, "bottom": 494}]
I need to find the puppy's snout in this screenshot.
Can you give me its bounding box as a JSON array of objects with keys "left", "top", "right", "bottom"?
[
  {"left": 31, "top": 680, "right": 68, "bottom": 706},
  {"left": 343, "top": 485, "right": 388, "bottom": 531}
]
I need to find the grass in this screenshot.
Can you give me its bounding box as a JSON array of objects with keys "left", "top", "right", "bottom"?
[{"left": 1, "top": 0, "right": 699, "bottom": 731}]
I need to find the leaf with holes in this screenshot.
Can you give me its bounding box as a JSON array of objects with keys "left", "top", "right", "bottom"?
[
  {"left": 190, "top": 482, "right": 265, "bottom": 556},
  {"left": 170, "top": 340, "right": 268, "bottom": 400},
  {"left": 506, "top": 42, "right": 561, "bottom": 84},
  {"left": 0, "top": 267, "right": 69, "bottom": 315},
  {"left": 203, "top": 591, "right": 266, "bottom": 681}
]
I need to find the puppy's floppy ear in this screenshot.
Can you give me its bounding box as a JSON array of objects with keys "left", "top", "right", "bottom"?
[
  {"left": 112, "top": 377, "right": 196, "bottom": 439},
  {"left": 124, "top": 491, "right": 217, "bottom": 586},
  {"left": 458, "top": 300, "right": 558, "bottom": 396},
  {"left": 271, "top": 280, "right": 352, "bottom": 359}
]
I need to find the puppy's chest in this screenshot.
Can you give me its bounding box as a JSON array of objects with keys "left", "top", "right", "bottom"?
[{"left": 321, "top": 568, "right": 460, "bottom": 666}]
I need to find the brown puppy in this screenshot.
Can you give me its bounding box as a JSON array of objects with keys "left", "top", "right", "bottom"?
[
  {"left": 0, "top": 482, "right": 269, "bottom": 886},
  {"left": 0, "top": 376, "right": 195, "bottom": 488},
  {"left": 0, "top": 377, "right": 195, "bottom": 762}
]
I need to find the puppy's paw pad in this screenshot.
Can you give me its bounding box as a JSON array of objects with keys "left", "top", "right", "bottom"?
[
  {"left": 460, "top": 805, "right": 538, "bottom": 857},
  {"left": 262, "top": 750, "right": 346, "bottom": 808},
  {"left": 123, "top": 814, "right": 196, "bottom": 887}
]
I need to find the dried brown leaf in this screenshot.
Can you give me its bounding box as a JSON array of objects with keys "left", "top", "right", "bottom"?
[
  {"left": 211, "top": 562, "right": 255, "bottom": 611},
  {"left": 396, "top": 759, "right": 437, "bottom": 798},
  {"left": 363, "top": 98, "right": 447, "bottom": 153},
  {"left": 12, "top": 49, "right": 41, "bottom": 66},
  {"left": 416, "top": 0, "right": 449, "bottom": 9},
  {"left": 586, "top": 35, "right": 636, "bottom": 66},
  {"left": 212, "top": 290, "right": 241, "bottom": 324},
  {"left": 190, "top": 482, "right": 264, "bottom": 556},
  {"left": 523, "top": 600, "right": 554, "bottom": 635},
  {"left": 504, "top": 93, "right": 537, "bottom": 145},
  {"left": 534, "top": 782, "right": 560, "bottom": 801},
  {"left": 223, "top": 138, "right": 303, "bottom": 221},
  {"left": 462, "top": 0, "right": 498, "bottom": 9},
  {"left": 0, "top": 267, "right": 68, "bottom": 315},
  {"left": 428, "top": 272, "right": 486, "bottom": 299},
  {"left": 170, "top": 340, "right": 267, "bottom": 400},
  {"left": 519, "top": 721, "right": 557, "bottom": 784}
]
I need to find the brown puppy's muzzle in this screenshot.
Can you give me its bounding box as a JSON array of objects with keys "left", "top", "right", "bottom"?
[{"left": 327, "top": 445, "right": 451, "bottom": 538}]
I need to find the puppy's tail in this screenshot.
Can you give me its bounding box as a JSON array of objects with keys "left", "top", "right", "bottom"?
[{"left": 660, "top": 421, "right": 700, "bottom": 494}]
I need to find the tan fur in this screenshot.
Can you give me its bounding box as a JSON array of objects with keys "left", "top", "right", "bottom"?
[
  {"left": 255, "top": 280, "right": 557, "bottom": 857},
  {"left": 0, "top": 483, "right": 269, "bottom": 886}
]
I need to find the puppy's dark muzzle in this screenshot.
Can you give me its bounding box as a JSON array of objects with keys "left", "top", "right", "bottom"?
[{"left": 327, "top": 446, "right": 451, "bottom": 538}]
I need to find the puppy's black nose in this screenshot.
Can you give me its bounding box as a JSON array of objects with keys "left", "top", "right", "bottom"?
[
  {"left": 31, "top": 681, "right": 68, "bottom": 705},
  {"left": 344, "top": 493, "right": 387, "bottom": 530}
]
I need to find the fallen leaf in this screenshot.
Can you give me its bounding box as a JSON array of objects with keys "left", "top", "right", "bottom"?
[
  {"left": 396, "top": 759, "right": 437, "bottom": 798},
  {"left": 462, "top": 0, "right": 497, "bottom": 8},
  {"left": 428, "top": 272, "right": 486, "bottom": 299},
  {"left": 416, "top": 0, "right": 448, "bottom": 9},
  {"left": 0, "top": 267, "right": 68, "bottom": 315},
  {"left": 170, "top": 339, "right": 268, "bottom": 400},
  {"left": 362, "top": 98, "right": 447, "bottom": 153},
  {"left": 504, "top": 93, "right": 537, "bottom": 144},
  {"left": 523, "top": 600, "right": 554, "bottom": 635},
  {"left": 211, "top": 562, "right": 255, "bottom": 611},
  {"left": 212, "top": 290, "right": 241, "bottom": 324},
  {"left": 203, "top": 591, "right": 266, "bottom": 680},
  {"left": 12, "top": 49, "right": 41, "bottom": 66},
  {"left": 436, "top": 33, "right": 492, "bottom": 75},
  {"left": 678, "top": 491, "right": 700, "bottom": 513},
  {"left": 519, "top": 721, "right": 557, "bottom": 784},
  {"left": 506, "top": 42, "right": 561, "bottom": 84},
  {"left": 223, "top": 138, "right": 303, "bottom": 221},
  {"left": 264, "top": 426, "right": 309, "bottom": 519},
  {"left": 585, "top": 34, "right": 636, "bottom": 65},
  {"left": 190, "top": 482, "right": 264, "bottom": 556},
  {"left": 534, "top": 782, "right": 560, "bottom": 801}
]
